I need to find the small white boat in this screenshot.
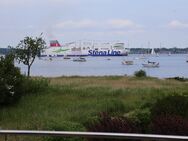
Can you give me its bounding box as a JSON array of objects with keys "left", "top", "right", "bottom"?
[
  {"left": 73, "top": 57, "right": 86, "bottom": 62},
  {"left": 122, "top": 60, "right": 133, "bottom": 65},
  {"left": 63, "top": 55, "right": 71, "bottom": 60},
  {"left": 49, "top": 57, "right": 53, "bottom": 61},
  {"left": 142, "top": 61, "right": 159, "bottom": 68}
]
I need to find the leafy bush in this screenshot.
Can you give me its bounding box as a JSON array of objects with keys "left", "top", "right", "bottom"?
[
  {"left": 87, "top": 112, "right": 139, "bottom": 141},
  {"left": 150, "top": 115, "right": 188, "bottom": 135},
  {"left": 134, "top": 70, "right": 146, "bottom": 77},
  {"left": 125, "top": 109, "right": 151, "bottom": 133},
  {"left": 45, "top": 121, "right": 85, "bottom": 141},
  {"left": 88, "top": 112, "right": 139, "bottom": 133},
  {"left": 0, "top": 55, "right": 23, "bottom": 105},
  {"left": 151, "top": 95, "right": 188, "bottom": 118}
]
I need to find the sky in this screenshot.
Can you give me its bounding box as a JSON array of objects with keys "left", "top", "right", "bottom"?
[{"left": 0, "top": 0, "right": 188, "bottom": 48}]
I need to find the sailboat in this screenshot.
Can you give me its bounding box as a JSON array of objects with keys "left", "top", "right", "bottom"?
[
  {"left": 151, "top": 48, "right": 159, "bottom": 57},
  {"left": 151, "top": 48, "right": 155, "bottom": 55}
]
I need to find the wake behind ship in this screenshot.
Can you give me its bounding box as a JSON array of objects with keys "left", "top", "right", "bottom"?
[{"left": 40, "top": 40, "right": 129, "bottom": 57}]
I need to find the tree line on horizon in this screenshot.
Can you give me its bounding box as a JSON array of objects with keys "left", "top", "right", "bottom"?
[{"left": 129, "top": 47, "right": 188, "bottom": 54}]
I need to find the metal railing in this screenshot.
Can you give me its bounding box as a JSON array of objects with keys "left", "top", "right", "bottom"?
[{"left": 0, "top": 130, "right": 188, "bottom": 141}]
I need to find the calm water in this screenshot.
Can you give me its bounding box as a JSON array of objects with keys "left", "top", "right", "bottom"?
[{"left": 17, "top": 54, "right": 188, "bottom": 78}]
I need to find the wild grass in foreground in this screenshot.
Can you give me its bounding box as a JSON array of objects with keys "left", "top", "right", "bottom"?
[{"left": 0, "top": 76, "right": 188, "bottom": 141}]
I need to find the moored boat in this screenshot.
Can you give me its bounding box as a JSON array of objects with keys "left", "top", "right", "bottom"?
[
  {"left": 142, "top": 61, "right": 159, "bottom": 68},
  {"left": 63, "top": 55, "right": 71, "bottom": 60},
  {"left": 73, "top": 57, "right": 86, "bottom": 62},
  {"left": 122, "top": 60, "right": 133, "bottom": 65}
]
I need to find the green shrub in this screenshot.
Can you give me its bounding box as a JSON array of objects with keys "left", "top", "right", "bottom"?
[
  {"left": 0, "top": 55, "right": 23, "bottom": 105},
  {"left": 125, "top": 108, "right": 151, "bottom": 133},
  {"left": 45, "top": 121, "right": 85, "bottom": 141},
  {"left": 151, "top": 95, "right": 188, "bottom": 119},
  {"left": 87, "top": 112, "right": 140, "bottom": 141},
  {"left": 134, "top": 70, "right": 146, "bottom": 77}
]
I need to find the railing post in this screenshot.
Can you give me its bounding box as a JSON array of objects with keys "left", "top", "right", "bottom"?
[{"left": 4, "top": 134, "right": 7, "bottom": 141}]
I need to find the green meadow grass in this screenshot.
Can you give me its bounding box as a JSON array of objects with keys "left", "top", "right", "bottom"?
[{"left": 0, "top": 76, "right": 188, "bottom": 141}]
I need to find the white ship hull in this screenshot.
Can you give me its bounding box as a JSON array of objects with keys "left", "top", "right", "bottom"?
[{"left": 40, "top": 40, "right": 129, "bottom": 57}]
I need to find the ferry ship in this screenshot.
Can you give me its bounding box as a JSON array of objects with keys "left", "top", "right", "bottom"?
[{"left": 40, "top": 40, "right": 129, "bottom": 57}]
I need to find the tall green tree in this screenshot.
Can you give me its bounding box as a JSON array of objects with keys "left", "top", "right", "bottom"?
[{"left": 15, "top": 34, "right": 46, "bottom": 77}]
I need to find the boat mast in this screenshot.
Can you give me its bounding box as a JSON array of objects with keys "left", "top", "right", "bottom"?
[{"left": 148, "top": 41, "right": 151, "bottom": 54}]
